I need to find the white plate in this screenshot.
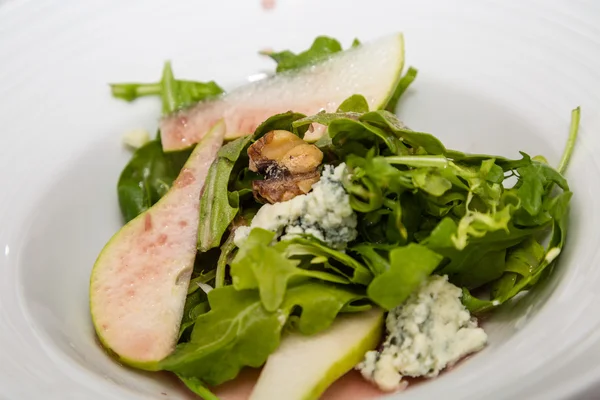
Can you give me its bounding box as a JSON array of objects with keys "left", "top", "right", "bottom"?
[{"left": 1, "top": 0, "right": 600, "bottom": 399}]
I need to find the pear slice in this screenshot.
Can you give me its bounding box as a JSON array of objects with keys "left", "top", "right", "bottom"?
[
  {"left": 250, "top": 308, "right": 383, "bottom": 400},
  {"left": 89, "top": 121, "right": 225, "bottom": 369},
  {"left": 160, "top": 33, "right": 405, "bottom": 149}
]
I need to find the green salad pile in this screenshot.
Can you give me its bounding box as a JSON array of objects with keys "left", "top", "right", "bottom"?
[{"left": 109, "top": 37, "right": 578, "bottom": 398}]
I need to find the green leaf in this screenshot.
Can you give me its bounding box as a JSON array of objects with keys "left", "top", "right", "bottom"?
[
  {"left": 451, "top": 249, "right": 506, "bottom": 289},
  {"left": 337, "top": 94, "right": 370, "bottom": 113},
  {"left": 385, "top": 66, "right": 418, "bottom": 112},
  {"left": 110, "top": 61, "right": 224, "bottom": 115},
  {"left": 176, "top": 376, "right": 220, "bottom": 400},
  {"left": 503, "top": 237, "right": 545, "bottom": 277},
  {"left": 293, "top": 111, "right": 362, "bottom": 130},
  {"left": 446, "top": 150, "right": 532, "bottom": 171},
  {"left": 359, "top": 110, "right": 447, "bottom": 155},
  {"left": 452, "top": 205, "right": 514, "bottom": 250},
  {"left": 180, "top": 266, "right": 217, "bottom": 339},
  {"left": 285, "top": 282, "right": 368, "bottom": 335},
  {"left": 179, "top": 296, "right": 209, "bottom": 341},
  {"left": 215, "top": 230, "right": 238, "bottom": 288},
  {"left": 197, "top": 136, "right": 252, "bottom": 252},
  {"left": 265, "top": 36, "right": 343, "bottom": 73},
  {"left": 331, "top": 118, "right": 404, "bottom": 155},
  {"left": 344, "top": 172, "right": 385, "bottom": 213},
  {"left": 294, "top": 112, "right": 406, "bottom": 155},
  {"left": 254, "top": 111, "right": 310, "bottom": 140},
  {"left": 276, "top": 237, "right": 373, "bottom": 285},
  {"left": 117, "top": 140, "right": 192, "bottom": 222},
  {"left": 462, "top": 191, "right": 572, "bottom": 313},
  {"left": 483, "top": 159, "right": 505, "bottom": 184},
  {"left": 411, "top": 168, "right": 452, "bottom": 196},
  {"left": 230, "top": 229, "right": 349, "bottom": 311},
  {"left": 351, "top": 244, "right": 390, "bottom": 275},
  {"left": 461, "top": 288, "right": 496, "bottom": 314},
  {"left": 424, "top": 216, "right": 545, "bottom": 278},
  {"left": 367, "top": 243, "right": 443, "bottom": 310},
  {"left": 516, "top": 163, "right": 568, "bottom": 216},
  {"left": 161, "top": 281, "right": 365, "bottom": 385},
  {"left": 295, "top": 109, "right": 454, "bottom": 157},
  {"left": 490, "top": 272, "right": 518, "bottom": 300},
  {"left": 350, "top": 155, "right": 414, "bottom": 194}
]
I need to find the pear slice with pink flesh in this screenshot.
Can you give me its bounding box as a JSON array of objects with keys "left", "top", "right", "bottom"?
[
  {"left": 160, "top": 33, "right": 405, "bottom": 150},
  {"left": 250, "top": 308, "right": 384, "bottom": 400},
  {"left": 89, "top": 121, "right": 225, "bottom": 369}
]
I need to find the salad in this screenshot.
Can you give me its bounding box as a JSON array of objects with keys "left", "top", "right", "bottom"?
[{"left": 89, "top": 33, "right": 579, "bottom": 399}]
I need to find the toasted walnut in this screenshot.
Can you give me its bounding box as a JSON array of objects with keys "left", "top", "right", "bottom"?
[
  {"left": 253, "top": 170, "right": 321, "bottom": 204},
  {"left": 248, "top": 130, "right": 324, "bottom": 203}
]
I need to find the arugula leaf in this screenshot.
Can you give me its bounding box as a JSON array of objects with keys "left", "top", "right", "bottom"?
[
  {"left": 424, "top": 215, "right": 542, "bottom": 274},
  {"left": 276, "top": 237, "right": 373, "bottom": 285},
  {"left": 197, "top": 136, "right": 252, "bottom": 252},
  {"left": 230, "top": 229, "right": 349, "bottom": 311},
  {"left": 254, "top": 111, "right": 310, "bottom": 139},
  {"left": 180, "top": 266, "right": 218, "bottom": 340},
  {"left": 385, "top": 66, "right": 418, "bottom": 112},
  {"left": 297, "top": 106, "right": 575, "bottom": 316},
  {"left": 110, "top": 61, "right": 224, "bottom": 115},
  {"left": 117, "top": 140, "right": 191, "bottom": 222},
  {"left": 452, "top": 249, "right": 507, "bottom": 289},
  {"left": 459, "top": 108, "right": 579, "bottom": 312},
  {"left": 351, "top": 244, "right": 390, "bottom": 275},
  {"left": 295, "top": 110, "right": 450, "bottom": 157},
  {"left": 359, "top": 111, "right": 447, "bottom": 155},
  {"left": 367, "top": 243, "right": 443, "bottom": 309},
  {"left": 179, "top": 296, "right": 209, "bottom": 341},
  {"left": 492, "top": 192, "right": 572, "bottom": 303},
  {"left": 177, "top": 376, "right": 219, "bottom": 400},
  {"left": 264, "top": 36, "right": 343, "bottom": 73},
  {"left": 294, "top": 112, "right": 406, "bottom": 156},
  {"left": 515, "top": 162, "right": 569, "bottom": 217},
  {"left": 215, "top": 230, "right": 237, "bottom": 288},
  {"left": 411, "top": 168, "right": 452, "bottom": 196},
  {"left": 460, "top": 288, "right": 496, "bottom": 313},
  {"left": 161, "top": 281, "right": 365, "bottom": 385}
]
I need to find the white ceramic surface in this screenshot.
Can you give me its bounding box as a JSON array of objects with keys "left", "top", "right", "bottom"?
[{"left": 1, "top": 0, "right": 600, "bottom": 399}]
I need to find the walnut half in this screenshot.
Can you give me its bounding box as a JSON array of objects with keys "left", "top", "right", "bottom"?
[{"left": 248, "top": 130, "right": 323, "bottom": 203}]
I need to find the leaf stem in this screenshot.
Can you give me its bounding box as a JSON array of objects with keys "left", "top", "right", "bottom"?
[
  {"left": 188, "top": 269, "right": 217, "bottom": 294},
  {"left": 216, "top": 233, "right": 236, "bottom": 288},
  {"left": 177, "top": 375, "right": 220, "bottom": 400},
  {"left": 385, "top": 154, "right": 448, "bottom": 168},
  {"left": 110, "top": 82, "right": 162, "bottom": 101},
  {"left": 189, "top": 384, "right": 219, "bottom": 400},
  {"left": 160, "top": 61, "right": 177, "bottom": 115},
  {"left": 557, "top": 107, "right": 580, "bottom": 174}
]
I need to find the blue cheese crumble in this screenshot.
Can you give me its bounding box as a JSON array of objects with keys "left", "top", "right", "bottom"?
[
  {"left": 234, "top": 163, "right": 357, "bottom": 249},
  {"left": 357, "top": 275, "right": 488, "bottom": 392}
]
